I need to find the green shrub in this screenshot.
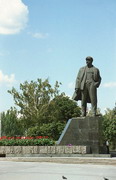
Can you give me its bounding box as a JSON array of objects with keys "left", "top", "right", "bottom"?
[
  {"left": 26, "top": 122, "right": 65, "bottom": 140},
  {"left": 0, "top": 137, "right": 55, "bottom": 146}
]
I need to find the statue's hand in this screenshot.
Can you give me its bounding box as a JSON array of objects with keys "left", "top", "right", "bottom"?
[
  {"left": 94, "top": 82, "right": 99, "bottom": 88},
  {"left": 75, "top": 88, "right": 79, "bottom": 93}
]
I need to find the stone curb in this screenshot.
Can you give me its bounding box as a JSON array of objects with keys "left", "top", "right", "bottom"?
[{"left": 0, "top": 157, "right": 116, "bottom": 165}]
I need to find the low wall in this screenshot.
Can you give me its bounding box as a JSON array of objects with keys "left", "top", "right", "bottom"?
[{"left": 0, "top": 146, "right": 90, "bottom": 157}]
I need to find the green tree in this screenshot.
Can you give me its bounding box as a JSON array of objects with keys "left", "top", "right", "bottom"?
[
  {"left": 103, "top": 107, "right": 116, "bottom": 149},
  {"left": 51, "top": 95, "right": 81, "bottom": 122},
  {"left": 33, "top": 95, "right": 81, "bottom": 125},
  {"left": 26, "top": 95, "right": 81, "bottom": 140},
  {"left": 1, "top": 108, "right": 23, "bottom": 136},
  {"left": 8, "top": 78, "right": 81, "bottom": 139},
  {"left": 8, "top": 79, "right": 62, "bottom": 129}
]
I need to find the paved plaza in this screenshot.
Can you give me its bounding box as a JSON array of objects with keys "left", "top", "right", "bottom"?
[{"left": 0, "top": 159, "right": 116, "bottom": 180}]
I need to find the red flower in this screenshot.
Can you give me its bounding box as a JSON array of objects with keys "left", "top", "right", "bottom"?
[
  {"left": 16, "top": 137, "right": 21, "bottom": 139},
  {"left": 1, "top": 136, "right": 7, "bottom": 139},
  {"left": 21, "top": 136, "right": 26, "bottom": 139},
  {"left": 45, "top": 136, "right": 49, "bottom": 139},
  {"left": 36, "top": 136, "right": 44, "bottom": 139},
  {"left": 0, "top": 136, "right": 49, "bottom": 141},
  {"left": 25, "top": 137, "right": 34, "bottom": 139},
  {"left": 7, "top": 137, "right": 11, "bottom": 139}
]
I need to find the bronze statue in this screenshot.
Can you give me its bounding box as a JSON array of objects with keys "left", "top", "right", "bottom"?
[{"left": 72, "top": 56, "right": 101, "bottom": 116}]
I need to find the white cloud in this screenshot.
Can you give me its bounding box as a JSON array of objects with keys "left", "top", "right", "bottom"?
[
  {"left": 0, "top": 0, "right": 29, "bottom": 35},
  {"left": 30, "top": 32, "right": 49, "bottom": 39},
  {"left": 0, "top": 70, "right": 16, "bottom": 85},
  {"left": 103, "top": 82, "right": 116, "bottom": 88}
]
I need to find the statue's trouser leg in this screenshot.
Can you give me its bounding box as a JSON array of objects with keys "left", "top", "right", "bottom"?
[
  {"left": 88, "top": 83, "right": 97, "bottom": 116},
  {"left": 81, "top": 88, "right": 88, "bottom": 116}
]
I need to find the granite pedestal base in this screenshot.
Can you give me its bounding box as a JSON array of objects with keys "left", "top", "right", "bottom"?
[{"left": 57, "top": 116, "right": 106, "bottom": 154}]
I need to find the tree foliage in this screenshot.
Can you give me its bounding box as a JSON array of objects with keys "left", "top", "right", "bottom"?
[
  {"left": 8, "top": 79, "right": 62, "bottom": 128},
  {"left": 26, "top": 122, "right": 65, "bottom": 140},
  {"left": 7, "top": 78, "right": 81, "bottom": 139},
  {"left": 1, "top": 108, "right": 23, "bottom": 136},
  {"left": 52, "top": 95, "right": 81, "bottom": 122},
  {"left": 103, "top": 107, "right": 116, "bottom": 149},
  {"left": 25, "top": 95, "right": 81, "bottom": 140}
]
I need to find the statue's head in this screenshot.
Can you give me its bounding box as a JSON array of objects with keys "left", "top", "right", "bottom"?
[
  {"left": 86, "top": 56, "right": 93, "bottom": 67},
  {"left": 86, "top": 56, "right": 93, "bottom": 62}
]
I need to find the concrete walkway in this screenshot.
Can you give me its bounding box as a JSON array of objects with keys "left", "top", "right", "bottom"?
[{"left": 0, "top": 160, "right": 116, "bottom": 180}]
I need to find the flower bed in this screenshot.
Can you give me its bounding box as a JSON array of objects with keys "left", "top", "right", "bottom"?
[{"left": 0, "top": 136, "right": 55, "bottom": 146}]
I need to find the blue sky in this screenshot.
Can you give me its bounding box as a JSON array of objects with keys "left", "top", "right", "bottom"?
[{"left": 0, "top": 0, "right": 116, "bottom": 114}]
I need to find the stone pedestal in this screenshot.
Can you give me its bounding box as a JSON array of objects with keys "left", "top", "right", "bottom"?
[{"left": 57, "top": 116, "right": 106, "bottom": 154}]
